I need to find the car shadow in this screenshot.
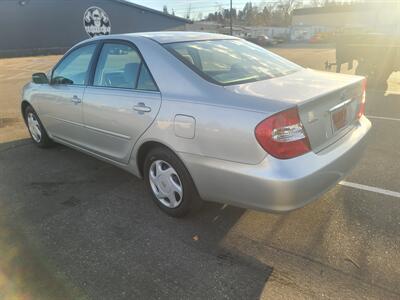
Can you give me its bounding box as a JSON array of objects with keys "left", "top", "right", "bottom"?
[{"left": 0, "top": 138, "right": 273, "bottom": 299}]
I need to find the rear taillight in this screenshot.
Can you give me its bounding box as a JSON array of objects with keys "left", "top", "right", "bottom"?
[
  {"left": 357, "top": 78, "right": 367, "bottom": 119},
  {"left": 255, "top": 107, "right": 311, "bottom": 159}
]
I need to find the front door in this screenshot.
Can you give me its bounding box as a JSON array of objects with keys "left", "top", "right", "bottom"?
[
  {"left": 82, "top": 42, "right": 161, "bottom": 163},
  {"left": 37, "top": 43, "right": 97, "bottom": 146}
]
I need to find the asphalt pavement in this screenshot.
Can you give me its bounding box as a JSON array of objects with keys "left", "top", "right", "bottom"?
[{"left": 0, "top": 46, "right": 399, "bottom": 299}]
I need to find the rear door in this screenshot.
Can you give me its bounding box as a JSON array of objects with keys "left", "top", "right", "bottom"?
[{"left": 82, "top": 41, "right": 161, "bottom": 163}]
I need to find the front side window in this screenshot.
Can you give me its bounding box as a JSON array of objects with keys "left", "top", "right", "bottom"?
[
  {"left": 165, "top": 39, "right": 302, "bottom": 85},
  {"left": 52, "top": 44, "right": 96, "bottom": 85},
  {"left": 93, "top": 43, "right": 158, "bottom": 91}
]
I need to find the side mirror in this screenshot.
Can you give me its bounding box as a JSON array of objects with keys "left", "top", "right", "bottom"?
[{"left": 32, "top": 72, "right": 49, "bottom": 84}]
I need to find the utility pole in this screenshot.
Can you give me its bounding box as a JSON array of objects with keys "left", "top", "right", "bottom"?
[
  {"left": 230, "top": 0, "right": 233, "bottom": 36},
  {"left": 186, "top": 3, "right": 192, "bottom": 20}
]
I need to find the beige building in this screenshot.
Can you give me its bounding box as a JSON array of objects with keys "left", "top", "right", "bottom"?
[{"left": 292, "top": 3, "right": 400, "bottom": 35}]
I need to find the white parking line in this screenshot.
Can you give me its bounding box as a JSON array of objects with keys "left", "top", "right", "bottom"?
[
  {"left": 367, "top": 115, "right": 400, "bottom": 122},
  {"left": 339, "top": 181, "right": 400, "bottom": 199}
]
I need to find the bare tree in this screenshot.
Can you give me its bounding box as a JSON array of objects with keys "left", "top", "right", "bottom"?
[
  {"left": 259, "top": 2, "right": 277, "bottom": 26},
  {"left": 163, "top": 5, "right": 168, "bottom": 14},
  {"left": 278, "top": 0, "right": 302, "bottom": 25},
  {"left": 323, "top": 0, "right": 338, "bottom": 6},
  {"left": 310, "top": 0, "right": 324, "bottom": 7},
  {"left": 279, "top": 0, "right": 301, "bottom": 14},
  {"left": 204, "top": 0, "right": 302, "bottom": 27}
]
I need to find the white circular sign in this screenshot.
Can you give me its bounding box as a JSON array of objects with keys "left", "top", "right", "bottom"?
[{"left": 83, "top": 6, "right": 111, "bottom": 38}]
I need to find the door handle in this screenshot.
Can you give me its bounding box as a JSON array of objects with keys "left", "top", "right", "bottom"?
[
  {"left": 133, "top": 102, "right": 151, "bottom": 113},
  {"left": 71, "top": 95, "right": 81, "bottom": 104}
]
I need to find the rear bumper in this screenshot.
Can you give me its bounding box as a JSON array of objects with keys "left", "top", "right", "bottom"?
[{"left": 180, "top": 116, "right": 371, "bottom": 212}]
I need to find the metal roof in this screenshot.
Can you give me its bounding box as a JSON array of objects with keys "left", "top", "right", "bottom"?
[{"left": 112, "top": 0, "right": 192, "bottom": 24}]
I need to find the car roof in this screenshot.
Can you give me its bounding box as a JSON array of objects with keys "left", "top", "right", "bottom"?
[{"left": 97, "top": 31, "right": 238, "bottom": 44}]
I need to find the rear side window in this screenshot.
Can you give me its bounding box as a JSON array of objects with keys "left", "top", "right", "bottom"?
[
  {"left": 52, "top": 44, "right": 96, "bottom": 85},
  {"left": 93, "top": 42, "right": 158, "bottom": 91},
  {"left": 137, "top": 64, "right": 158, "bottom": 91},
  {"left": 94, "top": 43, "right": 141, "bottom": 89}
]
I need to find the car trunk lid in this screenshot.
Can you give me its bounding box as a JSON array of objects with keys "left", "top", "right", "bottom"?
[{"left": 225, "top": 68, "right": 365, "bottom": 153}]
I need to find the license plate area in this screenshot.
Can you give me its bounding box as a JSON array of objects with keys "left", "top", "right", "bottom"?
[{"left": 330, "top": 99, "right": 352, "bottom": 133}]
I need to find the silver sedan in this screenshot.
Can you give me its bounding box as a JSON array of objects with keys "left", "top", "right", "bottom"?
[{"left": 21, "top": 32, "right": 371, "bottom": 217}]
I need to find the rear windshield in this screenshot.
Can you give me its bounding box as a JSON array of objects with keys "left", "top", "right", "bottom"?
[{"left": 164, "top": 39, "right": 302, "bottom": 85}]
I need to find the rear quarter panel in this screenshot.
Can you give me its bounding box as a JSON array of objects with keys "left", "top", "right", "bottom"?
[{"left": 134, "top": 98, "right": 272, "bottom": 165}]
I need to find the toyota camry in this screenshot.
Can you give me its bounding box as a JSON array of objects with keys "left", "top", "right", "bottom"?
[{"left": 21, "top": 32, "right": 371, "bottom": 217}]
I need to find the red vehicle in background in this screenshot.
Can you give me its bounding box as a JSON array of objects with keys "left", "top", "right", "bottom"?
[{"left": 309, "top": 32, "right": 335, "bottom": 43}]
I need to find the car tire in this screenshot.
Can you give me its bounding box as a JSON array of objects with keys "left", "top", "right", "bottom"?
[
  {"left": 143, "top": 147, "right": 202, "bottom": 217},
  {"left": 24, "top": 105, "right": 53, "bottom": 148}
]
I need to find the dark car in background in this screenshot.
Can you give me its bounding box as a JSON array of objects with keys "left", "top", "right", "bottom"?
[{"left": 245, "top": 35, "right": 278, "bottom": 47}]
